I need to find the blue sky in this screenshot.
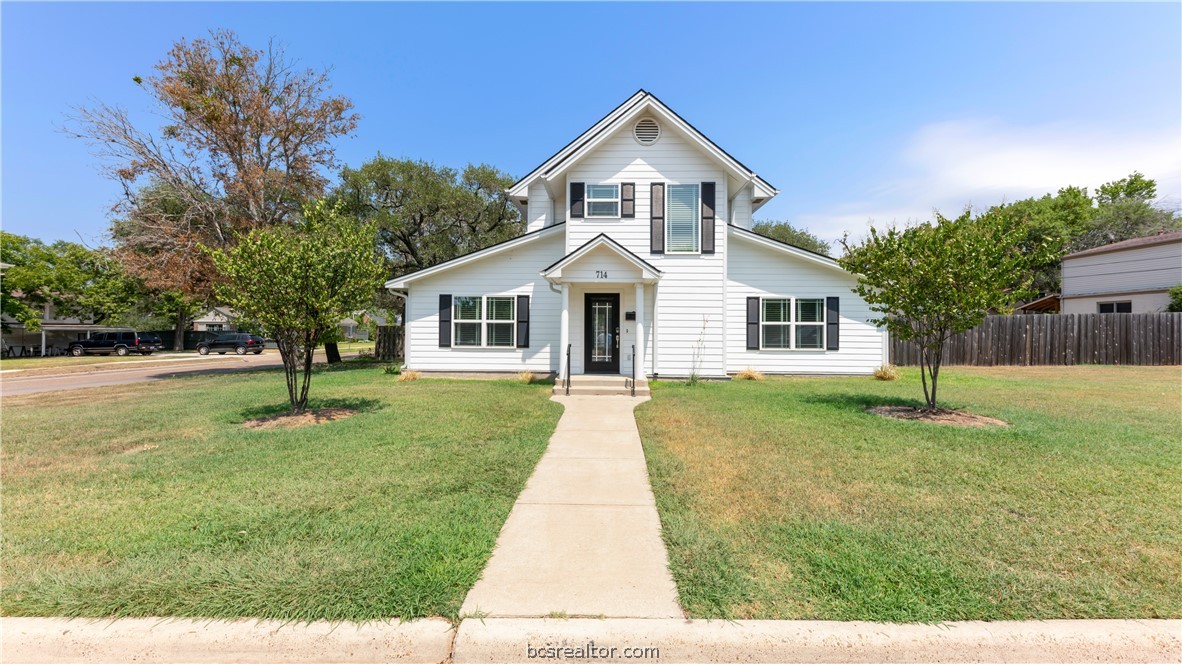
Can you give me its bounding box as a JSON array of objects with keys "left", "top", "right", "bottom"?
[{"left": 3, "top": 2, "right": 1180, "bottom": 246}]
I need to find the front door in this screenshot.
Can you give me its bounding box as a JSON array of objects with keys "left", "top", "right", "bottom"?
[{"left": 584, "top": 293, "right": 620, "bottom": 374}]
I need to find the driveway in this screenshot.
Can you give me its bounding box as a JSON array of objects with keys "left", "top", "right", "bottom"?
[{"left": 0, "top": 351, "right": 349, "bottom": 397}]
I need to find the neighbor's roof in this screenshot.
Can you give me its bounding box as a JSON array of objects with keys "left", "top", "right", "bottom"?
[
  {"left": 1064, "top": 230, "right": 1182, "bottom": 259},
  {"left": 508, "top": 90, "right": 778, "bottom": 205}
]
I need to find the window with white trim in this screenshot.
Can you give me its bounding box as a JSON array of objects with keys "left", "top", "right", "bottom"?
[
  {"left": 761, "top": 297, "right": 825, "bottom": 350},
  {"left": 585, "top": 184, "right": 620, "bottom": 218},
  {"left": 666, "top": 183, "right": 700, "bottom": 253},
  {"left": 454, "top": 296, "right": 515, "bottom": 347}
]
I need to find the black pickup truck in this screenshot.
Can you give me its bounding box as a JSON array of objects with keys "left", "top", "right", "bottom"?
[{"left": 68, "top": 331, "right": 164, "bottom": 357}]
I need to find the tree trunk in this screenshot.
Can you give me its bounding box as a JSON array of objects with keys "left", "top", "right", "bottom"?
[
  {"left": 173, "top": 308, "right": 187, "bottom": 351},
  {"left": 325, "top": 341, "right": 342, "bottom": 364}
]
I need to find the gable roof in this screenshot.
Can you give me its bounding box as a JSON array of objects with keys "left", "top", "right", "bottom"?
[
  {"left": 384, "top": 223, "right": 565, "bottom": 289},
  {"left": 1063, "top": 230, "right": 1182, "bottom": 260},
  {"left": 728, "top": 225, "right": 847, "bottom": 273},
  {"left": 541, "top": 233, "right": 662, "bottom": 282},
  {"left": 508, "top": 90, "right": 778, "bottom": 206}
]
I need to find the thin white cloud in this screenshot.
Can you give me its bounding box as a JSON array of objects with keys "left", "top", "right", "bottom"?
[{"left": 795, "top": 117, "right": 1182, "bottom": 244}]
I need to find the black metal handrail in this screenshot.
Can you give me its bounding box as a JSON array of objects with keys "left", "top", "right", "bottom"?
[
  {"left": 631, "top": 345, "right": 636, "bottom": 396},
  {"left": 565, "top": 343, "right": 571, "bottom": 395}
]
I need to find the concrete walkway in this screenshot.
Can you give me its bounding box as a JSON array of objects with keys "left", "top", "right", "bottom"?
[{"left": 460, "top": 395, "right": 682, "bottom": 619}]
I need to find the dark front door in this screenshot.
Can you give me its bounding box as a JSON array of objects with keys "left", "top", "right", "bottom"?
[{"left": 584, "top": 293, "right": 620, "bottom": 374}]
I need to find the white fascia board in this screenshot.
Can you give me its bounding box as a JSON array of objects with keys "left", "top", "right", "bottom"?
[
  {"left": 729, "top": 226, "right": 847, "bottom": 273},
  {"left": 384, "top": 224, "right": 564, "bottom": 289}
]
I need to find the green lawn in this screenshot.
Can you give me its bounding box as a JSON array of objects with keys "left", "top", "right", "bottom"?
[
  {"left": 1, "top": 367, "right": 562, "bottom": 621},
  {"left": 636, "top": 366, "right": 1182, "bottom": 622}
]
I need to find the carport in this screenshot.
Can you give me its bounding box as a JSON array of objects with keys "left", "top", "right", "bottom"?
[{"left": 6, "top": 324, "right": 133, "bottom": 357}]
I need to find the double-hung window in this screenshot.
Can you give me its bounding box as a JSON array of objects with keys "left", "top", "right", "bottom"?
[
  {"left": 454, "top": 296, "right": 516, "bottom": 347},
  {"left": 666, "top": 183, "right": 700, "bottom": 253},
  {"left": 761, "top": 297, "right": 825, "bottom": 350},
  {"left": 585, "top": 184, "right": 620, "bottom": 218}
]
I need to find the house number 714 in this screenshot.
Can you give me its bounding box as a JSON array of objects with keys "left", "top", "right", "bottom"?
[{"left": 595, "top": 270, "right": 608, "bottom": 279}]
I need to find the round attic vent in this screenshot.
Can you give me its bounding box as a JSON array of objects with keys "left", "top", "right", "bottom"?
[{"left": 634, "top": 118, "right": 660, "bottom": 145}]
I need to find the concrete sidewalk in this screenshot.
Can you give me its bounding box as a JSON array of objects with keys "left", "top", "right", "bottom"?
[
  {"left": 460, "top": 395, "right": 682, "bottom": 619},
  {"left": 1, "top": 616, "right": 454, "bottom": 663}
]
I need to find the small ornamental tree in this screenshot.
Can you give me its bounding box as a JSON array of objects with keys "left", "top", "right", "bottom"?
[
  {"left": 839, "top": 210, "right": 1054, "bottom": 410},
  {"left": 209, "top": 201, "right": 384, "bottom": 412}
]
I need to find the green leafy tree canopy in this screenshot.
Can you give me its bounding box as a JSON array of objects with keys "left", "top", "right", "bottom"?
[
  {"left": 839, "top": 210, "right": 1055, "bottom": 410},
  {"left": 750, "top": 220, "right": 831, "bottom": 256},
  {"left": 208, "top": 200, "right": 385, "bottom": 412}
]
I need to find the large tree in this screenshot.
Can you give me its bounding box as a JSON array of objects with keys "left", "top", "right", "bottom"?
[
  {"left": 332, "top": 156, "right": 522, "bottom": 280},
  {"left": 839, "top": 211, "right": 1054, "bottom": 410},
  {"left": 68, "top": 29, "right": 358, "bottom": 303},
  {"left": 209, "top": 201, "right": 385, "bottom": 413},
  {"left": 750, "top": 220, "right": 831, "bottom": 256},
  {"left": 1, "top": 232, "right": 139, "bottom": 331}
]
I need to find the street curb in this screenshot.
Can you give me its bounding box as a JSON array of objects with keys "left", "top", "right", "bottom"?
[
  {"left": 1, "top": 616, "right": 455, "bottom": 664},
  {"left": 453, "top": 617, "right": 1181, "bottom": 663}
]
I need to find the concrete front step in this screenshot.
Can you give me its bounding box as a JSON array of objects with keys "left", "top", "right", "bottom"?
[
  {"left": 558, "top": 385, "right": 652, "bottom": 397},
  {"left": 553, "top": 374, "right": 650, "bottom": 396}
]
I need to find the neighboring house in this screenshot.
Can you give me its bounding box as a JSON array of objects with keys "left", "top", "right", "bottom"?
[
  {"left": 385, "top": 90, "right": 887, "bottom": 379},
  {"left": 1060, "top": 231, "right": 1182, "bottom": 314},
  {"left": 339, "top": 310, "right": 389, "bottom": 340},
  {"left": 192, "top": 307, "right": 238, "bottom": 332}
]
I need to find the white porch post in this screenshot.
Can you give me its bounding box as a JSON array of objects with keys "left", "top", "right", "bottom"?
[
  {"left": 41, "top": 328, "right": 46, "bottom": 357},
  {"left": 634, "top": 283, "right": 645, "bottom": 381},
  {"left": 559, "top": 283, "right": 570, "bottom": 379}
]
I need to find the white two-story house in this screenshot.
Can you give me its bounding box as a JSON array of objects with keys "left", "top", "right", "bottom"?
[{"left": 385, "top": 91, "right": 887, "bottom": 387}]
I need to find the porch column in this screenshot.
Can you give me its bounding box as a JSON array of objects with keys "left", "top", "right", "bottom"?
[
  {"left": 41, "top": 327, "right": 46, "bottom": 357},
  {"left": 634, "top": 283, "right": 645, "bottom": 381},
  {"left": 559, "top": 283, "right": 570, "bottom": 380}
]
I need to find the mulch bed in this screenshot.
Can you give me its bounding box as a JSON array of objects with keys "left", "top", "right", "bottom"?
[
  {"left": 242, "top": 407, "right": 356, "bottom": 430},
  {"left": 867, "top": 405, "right": 1008, "bottom": 427}
]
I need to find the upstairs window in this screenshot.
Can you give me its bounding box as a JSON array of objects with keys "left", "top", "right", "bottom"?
[
  {"left": 666, "top": 183, "right": 700, "bottom": 253},
  {"left": 585, "top": 184, "right": 620, "bottom": 218}
]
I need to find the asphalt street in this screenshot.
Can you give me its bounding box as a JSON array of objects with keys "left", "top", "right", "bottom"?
[{"left": 0, "top": 352, "right": 293, "bottom": 397}]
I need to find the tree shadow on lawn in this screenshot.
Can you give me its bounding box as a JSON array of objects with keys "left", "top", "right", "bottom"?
[{"left": 234, "top": 397, "right": 385, "bottom": 423}]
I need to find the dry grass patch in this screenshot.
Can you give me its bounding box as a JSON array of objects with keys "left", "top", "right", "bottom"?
[
  {"left": 241, "top": 407, "right": 356, "bottom": 429},
  {"left": 873, "top": 363, "right": 900, "bottom": 381},
  {"left": 397, "top": 369, "right": 422, "bottom": 382},
  {"left": 733, "top": 367, "right": 765, "bottom": 381},
  {"left": 516, "top": 370, "right": 535, "bottom": 384},
  {"left": 866, "top": 405, "right": 1007, "bottom": 427}
]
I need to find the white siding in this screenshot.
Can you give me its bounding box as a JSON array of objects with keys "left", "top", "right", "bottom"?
[
  {"left": 730, "top": 187, "right": 752, "bottom": 229},
  {"left": 562, "top": 119, "right": 730, "bottom": 377},
  {"left": 405, "top": 232, "right": 565, "bottom": 372},
  {"left": 726, "top": 235, "right": 885, "bottom": 374},
  {"left": 1061, "top": 291, "right": 1172, "bottom": 315},
  {"left": 526, "top": 182, "right": 551, "bottom": 232},
  {"left": 1061, "top": 241, "right": 1182, "bottom": 296}
]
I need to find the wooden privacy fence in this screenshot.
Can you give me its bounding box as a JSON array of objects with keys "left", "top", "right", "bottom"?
[
  {"left": 375, "top": 325, "right": 404, "bottom": 362},
  {"left": 891, "top": 313, "right": 1182, "bottom": 366}
]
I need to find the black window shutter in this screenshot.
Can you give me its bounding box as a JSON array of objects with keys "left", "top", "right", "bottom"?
[
  {"left": 650, "top": 182, "right": 665, "bottom": 254},
  {"left": 570, "top": 182, "right": 585, "bottom": 219},
  {"left": 516, "top": 295, "right": 530, "bottom": 348},
  {"left": 746, "top": 297, "right": 760, "bottom": 350},
  {"left": 621, "top": 182, "right": 635, "bottom": 218},
  {"left": 439, "top": 294, "right": 452, "bottom": 347},
  {"left": 826, "top": 297, "right": 840, "bottom": 351},
  {"left": 701, "top": 182, "right": 716, "bottom": 254}
]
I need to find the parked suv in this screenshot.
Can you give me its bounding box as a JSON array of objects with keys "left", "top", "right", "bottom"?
[
  {"left": 68, "top": 331, "right": 164, "bottom": 357},
  {"left": 196, "top": 333, "right": 266, "bottom": 356}
]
